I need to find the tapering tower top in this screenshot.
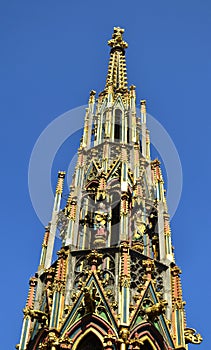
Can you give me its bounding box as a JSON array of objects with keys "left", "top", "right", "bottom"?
[{"left": 105, "top": 27, "right": 128, "bottom": 93}]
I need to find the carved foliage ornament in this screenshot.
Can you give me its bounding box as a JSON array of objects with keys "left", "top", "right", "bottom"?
[{"left": 184, "top": 328, "right": 203, "bottom": 344}]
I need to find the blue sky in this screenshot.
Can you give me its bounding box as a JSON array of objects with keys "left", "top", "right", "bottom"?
[{"left": 0, "top": 1, "right": 210, "bottom": 349}]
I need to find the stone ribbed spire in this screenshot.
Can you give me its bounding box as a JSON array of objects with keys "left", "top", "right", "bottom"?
[{"left": 105, "top": 27, "right": 128, "bottom": 92}]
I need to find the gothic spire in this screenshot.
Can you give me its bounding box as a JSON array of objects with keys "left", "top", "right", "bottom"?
[
  {"left": 17, "top": 28, "right": 202, "bottom": 350},
  {"left": 105, "top": 27, "right": 128, "bottom": 93}
]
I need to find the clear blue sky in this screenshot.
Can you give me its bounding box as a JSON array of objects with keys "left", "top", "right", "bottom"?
[{"left": 0, "top": 1, "right": 210, "bottom": 349}]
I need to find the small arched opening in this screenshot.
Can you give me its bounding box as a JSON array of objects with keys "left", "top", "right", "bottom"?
[
  {"left": 114, "top": 109, "right": 122, "bottom": 141},
  {"left": 76, "top": 332, "right": 103, "bottom": 350},
  {"left": 101, "top": 112, "right": 106, "bottom": 140}
]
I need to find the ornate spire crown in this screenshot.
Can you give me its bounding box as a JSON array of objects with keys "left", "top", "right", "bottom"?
[
  {"left": 107, "top": 27, "right": 128, "bottom": 50},
  {"left": 105, "top": 27, "right": 128, "bottom": 93}
]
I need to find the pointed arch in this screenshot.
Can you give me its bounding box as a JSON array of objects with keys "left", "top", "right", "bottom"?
[
  {"left": 140, "top": 335, "right": 158, "bottom": 349},
  {"left": 73, "top": 329, "right": 103, "bottom": 350},
  {"left": 65, "top": 315, "right": 118, "bottom": 350},
  {"left": 129, "top": 322, "right": 170, "bottom": 350},
  {"left": 113, "top": 95, "right": 125, "bottom": 111},
  {"left": 114, "top": 108, "right": 122, "bottom": 141},
  {"left": 101, "top": 111, "right": 106, "bottom": 141}
]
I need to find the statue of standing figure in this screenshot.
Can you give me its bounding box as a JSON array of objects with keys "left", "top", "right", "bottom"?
[
  {"left": 133, "top": 209, "right": 146, "bottom": 241},
  {"left": 93, "top": 202, "right": 110, "bottom": 247}
]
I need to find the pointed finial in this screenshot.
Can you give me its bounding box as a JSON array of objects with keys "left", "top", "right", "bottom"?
[
  {"left": 56, "top": 171, "right": 66, "bottom": 194},
  {"left": 105, "top": 27, "right": 128, "bottom": 92},
  {"left": 108, "top": 27, "right": 128, "bottom": 51},
  {"left": 89, "top": 90, "right": 96, "bottom": 104},
  {"left": 141, "top": 99, "right": 146, "bottom": 114}
]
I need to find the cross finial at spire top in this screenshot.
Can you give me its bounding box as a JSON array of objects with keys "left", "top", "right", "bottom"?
[{"left": 108, "top": 27, "right": 128, "bottom": 51}]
